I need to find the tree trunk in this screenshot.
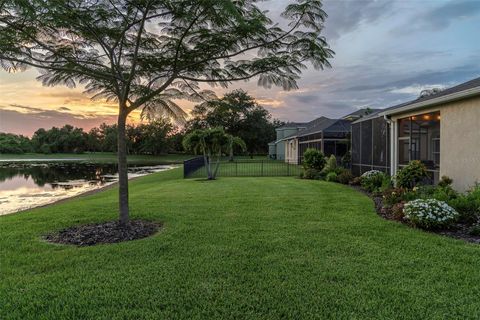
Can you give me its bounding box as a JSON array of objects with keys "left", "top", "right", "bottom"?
[
  {"left": 206, "top": 152, "right": 214, "bottom": 180},
  {"left": 213, "top": 154, "right": 221, "bottom": 179},
  {"left": 117, "top": 109, "right": 129, "bottom": 225}
]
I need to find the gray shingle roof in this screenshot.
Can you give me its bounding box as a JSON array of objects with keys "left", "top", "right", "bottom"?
[
  {"left": 276, "top": 122, "right": 308, "bottom": 129},
  {"left": 343, "top": 108, "right": 381, "bottom": 119},
  {"left": 296, "top": 117, "right": 351, "bottom": 137},
  {"left": 383, "top": 76, "right": 480, "bottom": 115}
]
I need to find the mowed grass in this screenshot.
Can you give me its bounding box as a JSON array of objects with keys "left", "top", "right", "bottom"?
[
  {"left": 2, "top": 168, "right": 480, "bottom": 319},
  {"left": 189, "top": 160, "right": 302, "bottom": 178}
]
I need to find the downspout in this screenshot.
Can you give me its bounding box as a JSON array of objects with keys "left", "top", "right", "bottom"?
[{"left": 384, "top": 114, "right": 396, "bottom": 179}]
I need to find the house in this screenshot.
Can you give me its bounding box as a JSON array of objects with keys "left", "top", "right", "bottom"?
[
  {"left": 352, "top": 76, "right": 480, "bottom": 191},
  {"left": 287, "top": 117, "right": 351, "bottom": 164},
  {"left": 268, "top": 122, "right": 307, "bottom": 160},
  {"left": 269, "top": 109, "right": 375, "bottom": 164},
  {"left": 269, "top": 116, "right": 352, "bottom": 164}
]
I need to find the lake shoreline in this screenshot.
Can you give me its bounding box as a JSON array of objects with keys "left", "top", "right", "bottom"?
[{"left": 0, "top": 164, "right": 177, "bottom": 216}]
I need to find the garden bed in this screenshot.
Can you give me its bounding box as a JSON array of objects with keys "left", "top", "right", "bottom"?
[
  {"left": 44, "top": 220, "right": 161, "bottom": 246},
  {"left": 358, "top": 186, "right": 480, "bottom": 244}
]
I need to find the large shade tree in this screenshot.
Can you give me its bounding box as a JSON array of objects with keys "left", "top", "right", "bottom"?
[
  {"left": 188, "top": 90, "right": 280, "bottom": 156},
  {"left": 0, "top": 0, "right": 333, "bottom": 224}
]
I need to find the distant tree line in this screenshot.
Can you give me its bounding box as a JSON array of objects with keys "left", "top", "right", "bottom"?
[
  {"left": 0, "top": 91, "right": 282, "bottom": 156},
  {"left": 0, "top": 120, "right": 181, "bottom": 155}
]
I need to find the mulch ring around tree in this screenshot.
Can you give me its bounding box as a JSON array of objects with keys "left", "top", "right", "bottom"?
[{"left": 44, "top": 220, "right": 161, "bottom": 246}]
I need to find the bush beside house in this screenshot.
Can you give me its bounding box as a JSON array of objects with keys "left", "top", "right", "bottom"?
[{"left": 300, "top": 156, "right": 480, "bottom": 240}]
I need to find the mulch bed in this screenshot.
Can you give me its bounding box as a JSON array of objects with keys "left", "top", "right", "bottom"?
[
  {"left": 44, "top": 220, "right": 161, "bottom": 246},
  {"left": 351, "top": 185, "right": 480, "bottom": 244}
]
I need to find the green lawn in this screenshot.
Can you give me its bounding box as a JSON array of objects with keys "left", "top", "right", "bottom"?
[
  {"left": 2, "top": 169, "right": 480, "bottom": 319},
  {"left": 0, "top": 152, "right": 194, "bottom": 164},
  {"left": 188, "top": 160, "right": 302, "bottom": 178}
]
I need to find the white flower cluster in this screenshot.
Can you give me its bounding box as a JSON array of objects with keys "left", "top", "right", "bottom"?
[
  {"left": 404, "top": 199, "right": 459, "bottom": 228},
  {"left": 361, "top": 170, "right": 383, "bottom": 179}
]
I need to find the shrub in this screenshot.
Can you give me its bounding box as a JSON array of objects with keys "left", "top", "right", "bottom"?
[
  {"left": 432, "top": 185, "right": 457, "bottom": 202},
  {"left": 391, "top": 201, "right": 406, "bottom": 221},
  {"left": 349, "top": 176, "right": 362, "bottom": 186},
  {"left": 438, "top": 176, "right": 453, "bottom": 188},
  {"left": 302, "top": 148, "right": 326, "bottom": 171},
  {"left": 340, "top": 151, "right": 351, "bottom": 167},
  {"left": 469, "top": 226, "right": 480, "bottom": 236},
  {"left": 408, "top": 185, "right": 457, "bottom": 202},
  {"left": 322, "top": 155, "right": 337, "bottom": 174},
  {"left": 395, "top": 160, "right": 428, "bottom": 189},
  {"left": 403, "top": 199, "right": 459, "bottom": 229},
  {"left": 326, "top": 172, "right": 338, "bottom": 182},
  {"left": 337, "top": 169, "right": 353, "bottom": 185},
  {"left": 360, "top": 170, "right": 386, "bottom": 193},
  {"left": 448, "top": 186, "right": 480, "bottom": 223},
  {"left": 301, "top": 168, "right": 321, "bottom": 180},
  {"left": 380, "top": 174, "right": 393, "bottom": 192},
  {"left": 40, "top": 144, "right": 52, "bottom": 154},
  {"left": 382, "top": 187, "right": 407, "bottom": 206}
]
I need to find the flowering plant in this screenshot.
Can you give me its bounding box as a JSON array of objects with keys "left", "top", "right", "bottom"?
[
  {"left": 360, "top": 170, "right": 387, "bottom": 193},
  {"left": 361, "top": 170, "right": 383, "bottom": 179},
  {"left": 404, "top": 199, "right": 458, "bottom": 229}
]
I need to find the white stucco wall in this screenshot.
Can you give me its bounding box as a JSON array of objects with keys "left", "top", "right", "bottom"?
[
  {"left": 390, "top": 95, "right": 480, "bottom": 191},
  {"left": 284, "top": 138, "right": 299, "bottom": 164},
  {"left": 440, "top": 96, "right": 480, "bottom": 191}
]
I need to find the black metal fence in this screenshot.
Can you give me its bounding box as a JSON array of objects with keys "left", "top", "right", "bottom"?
[
  {"left": 184, "top": 158, "right": 302, "bottom": 178},
  {"left": 183, "top": 156, "right": 205, "bottom": 178}
]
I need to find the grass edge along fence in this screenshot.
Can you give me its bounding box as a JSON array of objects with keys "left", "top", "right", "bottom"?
[{"left": 184, "top": 157, "right": 302, "bottom": 178}]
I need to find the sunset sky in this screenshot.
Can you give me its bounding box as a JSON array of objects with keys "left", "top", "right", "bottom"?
[{"left": 1, "top": 0, "right": 479, "bottom": 136}]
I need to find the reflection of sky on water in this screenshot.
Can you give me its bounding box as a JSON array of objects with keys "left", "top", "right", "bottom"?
[
  {"left": 0, "top": 175, "right": 54, "bottom": 192},
  {"left": 0, "top": 163, "right": 175, "bottom": 215}
]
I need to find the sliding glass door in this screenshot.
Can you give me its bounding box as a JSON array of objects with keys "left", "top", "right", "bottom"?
[{"left": 397, "top": 111, "right": 440, "bottom": 183}]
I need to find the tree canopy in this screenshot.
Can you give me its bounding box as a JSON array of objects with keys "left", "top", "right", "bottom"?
[
  {"left": 187, "top": 90, "right": 282, "bottom": 155},
  {"left": 183, "top": 128, "right": 246, "bottom": 180},
  {"left": 0, "top": 0, "right": 333, "bottom": 223}
]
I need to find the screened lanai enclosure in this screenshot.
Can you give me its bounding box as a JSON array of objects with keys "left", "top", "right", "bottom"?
[
  {"left": 351, "top": 111, "right": 440, "bottom": 183},
  {"left": 351, "top": 115, "right": 390, "bottom": 176},
  {"left": 296, "top": 118, "right": 351, "bottom": 164}
]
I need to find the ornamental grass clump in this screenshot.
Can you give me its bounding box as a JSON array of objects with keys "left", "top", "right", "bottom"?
[
  {"left": 360, "top": 170, "right": 387, "bottom": 193},
  {"left": 404, "top": 199, "right": 459, "bottom": 229}
]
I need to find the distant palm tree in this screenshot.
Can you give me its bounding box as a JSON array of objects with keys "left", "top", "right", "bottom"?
[
  {"left": 183, "top": 128, "right": 245, "bottom": 180},
  {"left": 227, "top": 135, "right": 247, "bottom": 162}
]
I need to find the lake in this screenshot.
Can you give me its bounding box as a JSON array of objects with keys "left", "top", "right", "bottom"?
[{"left": 0, "top": 161, "right": 175, "bottom": 215}]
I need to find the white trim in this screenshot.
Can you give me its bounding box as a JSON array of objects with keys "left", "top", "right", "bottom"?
[
  {"left": 390, "top": 120, "right": 398, "bottom": 177},
  {"left": 381, "top": 87, "right": 480, "bottom": 117}
]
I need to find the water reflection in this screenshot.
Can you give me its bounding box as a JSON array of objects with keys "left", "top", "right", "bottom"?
[{"left": 0, "top": 162, "right": 174, "bottom": 215}]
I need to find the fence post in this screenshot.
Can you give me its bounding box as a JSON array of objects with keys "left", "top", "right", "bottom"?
[
  {"left": 236, "top": 161, "right": 238, "bottom": 176},
  {"left": 261, "top": 160, "right": 264, "bottom": 177},
  {"left": 287, "top": 161, "right": 290, "bottom": 176}
]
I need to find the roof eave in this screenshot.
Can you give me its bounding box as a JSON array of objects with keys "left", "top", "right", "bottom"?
[{"left": 381, "top": 87, "right": 480, "bottom": 117}]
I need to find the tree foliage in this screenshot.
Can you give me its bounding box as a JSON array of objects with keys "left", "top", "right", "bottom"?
[
  {"left": 1, "top": 121, "right": 180, "bottom": 155},
  {"left": 302, "top": 148, "right": 326, "bottom": 171},
  {"left": 0, "top": 0, "right": 333, "bottom": 222},
  {"left": 187, "top": 90, "right": 281, "bottom": 155},
  {"left": 0, "top": 132, "right": 32, "bottom": 154},
  {"left": 183, "top": 128, "right": 245, "bottom": 180}
]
